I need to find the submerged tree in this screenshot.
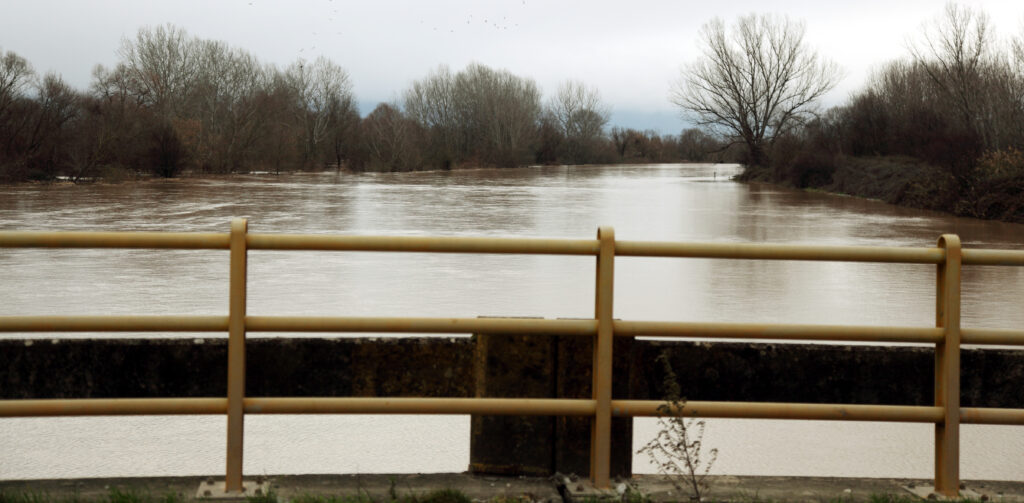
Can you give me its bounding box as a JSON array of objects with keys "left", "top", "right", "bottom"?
[{"left": 671, "top": 14, "right": 840, "bottom": 167}]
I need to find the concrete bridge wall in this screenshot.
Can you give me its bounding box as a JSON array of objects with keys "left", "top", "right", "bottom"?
[{"left": 2, "top": 335, "right": 1023, "bottom": 477}]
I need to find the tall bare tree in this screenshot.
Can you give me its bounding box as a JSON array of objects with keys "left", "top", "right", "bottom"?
[
  {"left": 672, "top": 14, "right": 840, "bottom": 167},
  {"left": 549, "top": 80, "right": 608, "bottom": 139},
  {"left": 118, "top": 24, "right": 198, "bottom": 119},
  {"left": 456, "top": 63, "right": 541, "bottom": 167},
  {"left": 909, "top": 4, "right": 995, "bottom": 146},
  {"left": 286, "top": 56, "right": 354, "bottom": 168},
  {"left": 0, "top": 49, "right": 35, "bottom": 119},
  {"left": 404, "top": 65, "right": 460, "bottom": 165},
  {"left": 404, "top": 63, "right": 540, "bottom": 168},
  {"left": 191, "top": 40, "right": 268, "bottom": 172},
  {"left": 910, "top": 2, "right": 1024, "bottom": 154},
  {"left": 362, "top": 102, "right": 422, "bottom": 172},
  {"left": 547, "top": 80, "right": 609, "bottom": 163},
  {"left": 0, "top": 49, "right": 36, "bottom": 176}
]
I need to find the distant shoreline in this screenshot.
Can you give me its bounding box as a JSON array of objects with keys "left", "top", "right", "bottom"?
[{"left": 4, "top": 161, "right": 735, "bottom": 187}]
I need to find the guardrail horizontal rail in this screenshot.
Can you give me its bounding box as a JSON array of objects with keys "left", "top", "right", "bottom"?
[
  {"left": 961, "top": 249, "right": 1024, "bottom": 266},
  {"left": 960, "top": 407, "right": 1024, "bottom": 425},
  {"left": 0, "top": 397, "right": 596, "bottom": 417},
  {"left": 0, "top": 231, "right": 230, "bottom": 249},
  {"left": 611, "top": 400, "right": 945, "bottom": 422},
  {"left": 247, "top": 316, "right": 597, "bottom": 335},
  {"left": 2, "top": 317, "right": 1016, "bottom": 346},
  {"left": 616, "top": 241, "right": 945, "bottom": 263},
  {"left": 7, "top": 397, "right": 1021, "bottom": 426},
  {"left": 0, "top": 398, "right": 228, "bottom": 417},
  {"left": 246, "top": 234, "right": 600, "bottom": 255},
  {"left": 4, "top": 230, "right": 1024, "bottom": 268},
  {"left": 961, "top": 328, "right": 1024, "bottom": 346},
  {"left": 613, "top": 321, "right": 944, "bottom": 343},
  {"left": 6, "top": 398, "right": 1024, "bottom": 426},
  {"left": 0, "top": 315, "right": 229, "bottom": 332},
  {"left": 244, "top": 397, "right": 596, "bottom": 415}
]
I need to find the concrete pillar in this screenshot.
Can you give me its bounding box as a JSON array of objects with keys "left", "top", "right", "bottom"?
[
  {"left": 554, "top": 334, "right": 633, "bottom": 478},
  {"left": 469, "top": 331, "right": 557, "bottom": 475},
  {"left": 468, "top": 329, "right": 633, "bottom": 478}
]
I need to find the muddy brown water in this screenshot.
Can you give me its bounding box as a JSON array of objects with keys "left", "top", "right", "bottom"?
[{"left": 1, "top": 164, "right": 1021, "bottom": 480}]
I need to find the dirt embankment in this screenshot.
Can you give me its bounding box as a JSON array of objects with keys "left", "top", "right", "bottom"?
[{"left": 741, "top": 155, "right": 1024, "bottom": 223}]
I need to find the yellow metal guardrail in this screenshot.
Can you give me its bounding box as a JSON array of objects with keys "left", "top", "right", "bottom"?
[{"left": 2, "top": 219, "right": 1024, "bottom": 496}]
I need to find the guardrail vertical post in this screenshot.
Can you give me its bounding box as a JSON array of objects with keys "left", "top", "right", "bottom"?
[
  {"left": 935, "top": 234, "right": 961, "bottom": 496},
  {"left": 590, "top": 226, "right": 614, "bottom": 488},
  {"left": 226, "top": 218, "right": 248, "bottom": 492}
]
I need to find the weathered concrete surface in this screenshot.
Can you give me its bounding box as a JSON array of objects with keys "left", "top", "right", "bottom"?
[
  {"left": 6, "top": 337, "right": 1022, "bottom": 406},
  {"left": 551, "top": 334, "right": 634, "bottom": 478},
  {"left": 471, "top": 332, "right": 558, "bottom": 476},
  {"left": 270, "top": 473, "right": 562, "bottom": 503},
  {"left": 2, "top": 474, "right": 1023, "bottom": 502},
  {"left": 3, "top": 336, "right": 1024, "bottom": 480},
  {"left": 615, "top": 475, "right": 1024, "bottom": 503},
  {"left": 631, "top": 341, "right": 1024, "bottom": 407},
  {"left": 0, "top": 474, "right": 562, "bottom": 503},
  {"left": 0, "top": 337, "right": 474, "bottom": 399},
  {"left": 469, "top": 333, "right": 632, "bottom": 477}
]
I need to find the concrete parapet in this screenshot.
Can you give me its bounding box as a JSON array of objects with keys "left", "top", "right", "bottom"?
[
  {"left": 2, "top": 335, "right": 1024, "bottom": 478},
  {"left": 630, "top": 340, "right": 1024, "bottom": 407}
]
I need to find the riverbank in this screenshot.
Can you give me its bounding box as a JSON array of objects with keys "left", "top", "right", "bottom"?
[
  {"left": 2, "top": 162, "right": 725, "bottom": 187},
  {"left": 2, "top": 474, "right": 1023, "bottom": 503},
  {"left": 738, "top": 155, "right": 1024, "bottom": 224}
]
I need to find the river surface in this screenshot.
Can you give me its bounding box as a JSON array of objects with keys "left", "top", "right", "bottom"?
[{"left": 1, "top": 164, "right": 1022, "bottom": 481}]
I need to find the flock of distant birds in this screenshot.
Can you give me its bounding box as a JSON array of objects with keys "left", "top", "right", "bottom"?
[{"left": 244, "top": 0, "right": 526, "bottom": 55}]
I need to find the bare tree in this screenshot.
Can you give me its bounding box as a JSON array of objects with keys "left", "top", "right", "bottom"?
[
  {"left": 405, "top": 63, "right": 540, "bottom": 168},
  {"left": 671, "top": 14, "right": 840, "bottom": 167},
  {"left": 0, "top": 49, "right": 35, "bottom": 118},
  {"left": 118, "top": 24, "right": 198, "bottom": 118},
  {"left": 547, "top": 80, "right": 609, "bottom": 163},
  {"left": 454, "top": 63, "right": 541, "bottom": 167},
  {"left": 404, "top": 65, "right": 460, "bottom": 165},
  {"left": 287, "top": 56, "right": 354, "bottom": 168},
  {"left": 1014, "top": 23, "right": 1024, "bottom": 73},
  {"left": 252, "top": 71, "right": 302, "bottom": 174},
  {"left": 909, "top": 3, "right": 995, "bottom": 147},
  {"left": 0, "top": 49, "right": 37, "bottom": 175},
  {"left": 191, "top": 40, "right": 268, "bottom": 172},
  {"left": 362, "top": 102, "right": 422, "bottom": 172},
  {"left": 548, "top": 80, "right": 608, "bottom": 139}
]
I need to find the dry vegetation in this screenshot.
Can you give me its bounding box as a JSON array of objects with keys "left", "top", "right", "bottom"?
[
  {"left": 0, "top": 26, "right": 721, "bottom": 183},
  {"left": 721, "top": 5, "right": 1024, "bottom": 222}
]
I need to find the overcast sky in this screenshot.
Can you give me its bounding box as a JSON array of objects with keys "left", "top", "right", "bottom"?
[{"left": 2, "top": 0, "right": 1023, "bottom": 133}]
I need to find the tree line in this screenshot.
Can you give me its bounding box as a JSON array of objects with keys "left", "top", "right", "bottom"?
[
  {"left": 673, "top": 4, "right": 1024, "bottom": 221},
  {"left": 0, "top": 25, "right": 727, "bottom": 183}
]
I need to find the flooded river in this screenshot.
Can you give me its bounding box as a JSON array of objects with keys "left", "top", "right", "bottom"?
[{"left": 1, "top": 164, "right": 1022, "bottom": 480}]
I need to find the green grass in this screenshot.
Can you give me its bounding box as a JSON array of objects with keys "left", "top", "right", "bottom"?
[
  {"left": 865, "top": 495, "right": 982, "bottom": 503},
  {"left": 578, "top": 493, "right": 988, "bottom": 503},
  {"left": 1, "top": 488, "right": 993, "bottom": 503},
  {"left": 0, "top": 487, "right": 498, "bottom": 503},
  {"left": 0, "top": 489, "right": 186, "bottom": 503},
  {"left": 288, "top": 495, "right": 372, "bottom": 503},
  {"left": 714, "top": 494, "right": 986, "bottom": 503},
  {"left": 284, "top": 487, "right": 475, "bottom": 503}
]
